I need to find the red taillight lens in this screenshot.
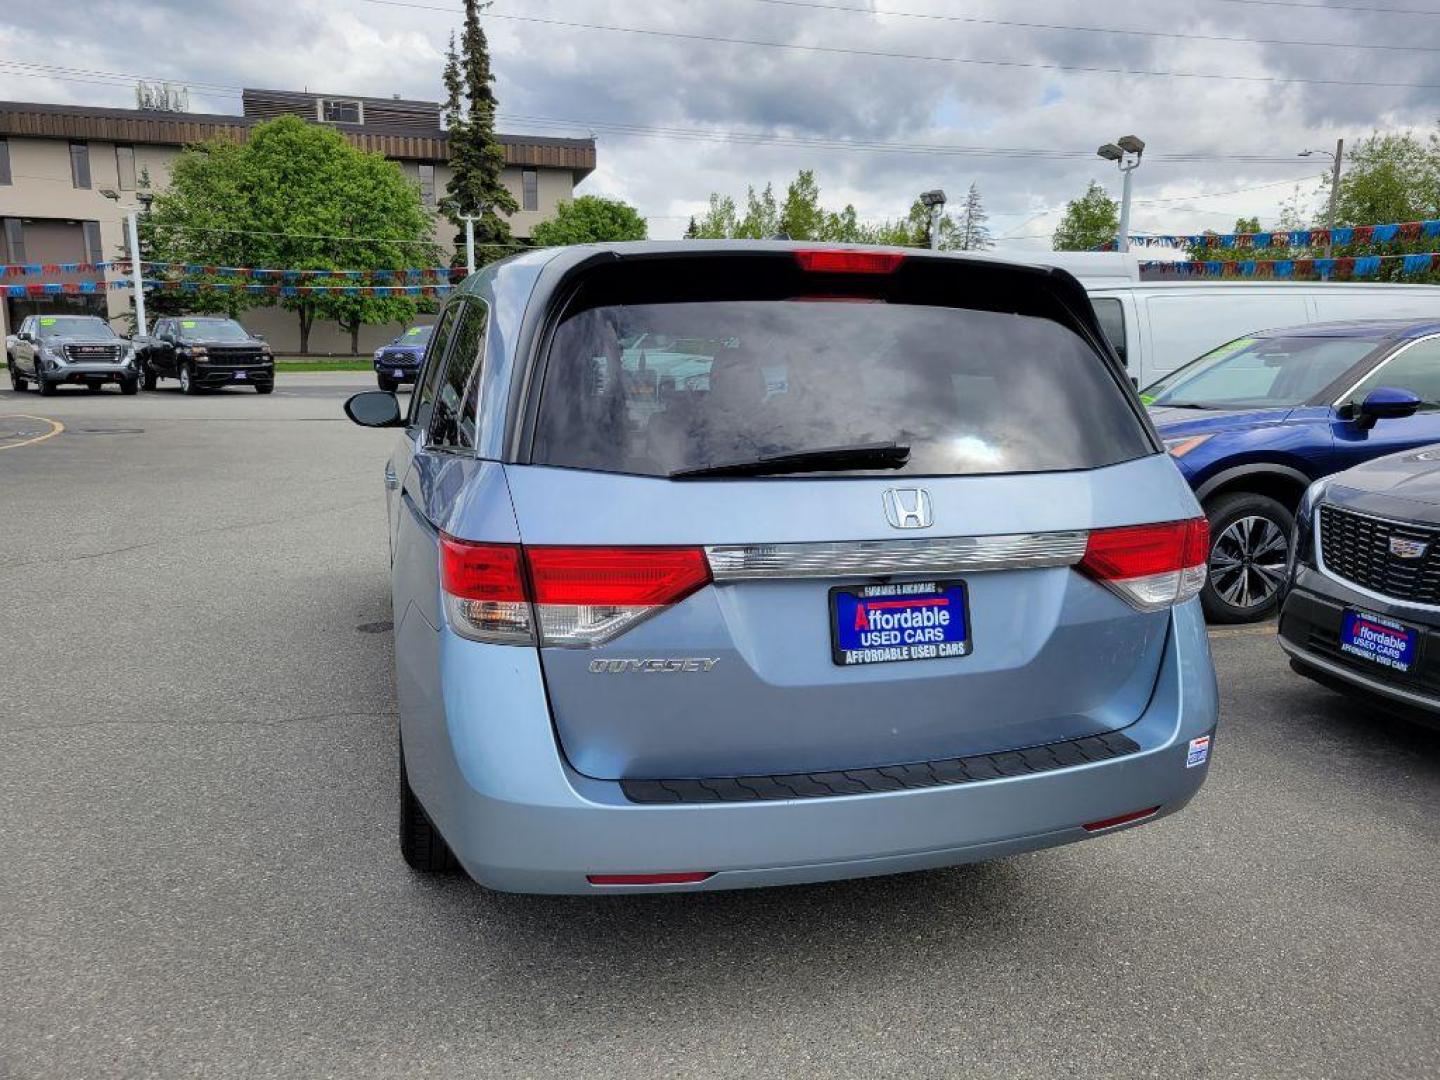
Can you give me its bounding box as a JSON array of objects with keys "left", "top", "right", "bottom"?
[
  {"left": 526, "top": 546, "right": 711, "bottom": 607},
  {"left": 1078, "top": 518, "right": 1208, "bottom": 611},
  {"left": 438, "top": 540, "right": 711, "bottom": 646},
  {"left": 1083, "top": 806, "right": 1161, "bottom": 832},
  {"left": 439, "top": 537, "right": 534, "bottom": 644},
  {"left": 586, "top": 872, "right": 714, "bottom": 886},
  {"left": 439, "top": 538, "right": 526, "bottom": 601},
  {"left": 794, "top": 249, "right": 905, "bottom": 274}
]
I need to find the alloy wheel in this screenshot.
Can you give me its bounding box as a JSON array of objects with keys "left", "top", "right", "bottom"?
[{"left": 1209, "top": 515, "right": 1289, "bottom": 612}]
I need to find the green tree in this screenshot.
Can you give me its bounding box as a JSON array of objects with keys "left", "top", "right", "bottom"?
[
  {"left": 1052, "top": 181, "right": 1119, "bottom": 251},
  {"left": 531, "top": 195, "right": 648, "bottom": 245},
  {"left": 956, "top": 182, "right": 992, "bottom": 250},
  {"left": 779, "top": 169, "right": 826, "bottom": 240},
  {"left": 691, "top": 170, "right": 928, "bottom": 245},
  {"left": 146, "top": 116, "right": 439, "bottom": 353},
  {"left": 1334, "top": 130, "right": 1440, "bottom": 226},
  {"left": 690, "top": 193, "right": 739, "bottom": 238},
  {"left": 1233, "top": 215, "right": 1261, "bottom": 234},
  {"left": 440, "top": 1, "right": 519, "bottom": 265}
]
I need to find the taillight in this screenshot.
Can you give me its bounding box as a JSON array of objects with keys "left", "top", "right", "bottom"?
[
  {"left": 439, "top": 538, "right": 534, "bottom": 644},
  {"left": 794, "top": 249, "right": 905, "bottom": 274},
  {"left": 1078, "top": 518, "right": 1209, "bottom": 611},
  {"left": 439, "top": 537, "right": 711, "bottom": 646}
]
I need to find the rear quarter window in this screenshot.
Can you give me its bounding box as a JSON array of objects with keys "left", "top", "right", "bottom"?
[{"left": 532, "top": 293, "right": 1152, "bottom": 478}]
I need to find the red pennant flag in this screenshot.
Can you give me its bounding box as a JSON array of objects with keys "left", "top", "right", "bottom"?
[
  {"left": 1334, "top": 257, "right": 1356, "bottom": 277},
  {"left": 1352, "top": 226, "right": 1374, "bottom": 244},
  {"left": 1295, "top": 259, "right": 1315, "bottom": 277},
  {"left": 1401, "top": 221, "right": 1422, "bottom": 240}
]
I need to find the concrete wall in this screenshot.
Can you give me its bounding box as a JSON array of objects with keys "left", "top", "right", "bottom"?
[{"left": 2, "top": 135, "right": 581, "bottom": 351}]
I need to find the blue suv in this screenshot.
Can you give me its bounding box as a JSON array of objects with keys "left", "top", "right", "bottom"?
[
  {"left": 342, "top": 242, "right": 1217, "bottom": 894},
  {"left": 373, "top": 324, "right": 433, "bottom": 391},
  {"left": 1145, "top": 318, "right": 1440, "bottom": 623}
]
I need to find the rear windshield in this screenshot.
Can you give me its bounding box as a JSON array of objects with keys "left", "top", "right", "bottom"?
[
  {"left": 532, "top": 299, "right": 1152, "bottom": 478},
  {"left": 1142, "top": 334, "right": 1382, "bottom": 409}
]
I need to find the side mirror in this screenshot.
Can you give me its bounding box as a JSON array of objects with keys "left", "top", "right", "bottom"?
[
  {"left": 344, "top": 390, "right": 403, "bottom": 428},
  {"left": 1356, "top": 386, "right": 1421, "bottom": 429},
  {"left": 17, "top": 332, "right": 32, "bottom": 343}
]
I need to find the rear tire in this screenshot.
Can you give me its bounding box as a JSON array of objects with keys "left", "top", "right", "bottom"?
[
  {"left": 1201, "top": 491, "right": 1294, "bottom": 624},
  {"left": 399, "top": 742, "right": 459, "bottom": 873},
  {"left": 8, "top": 361, "right": 26, "bottom": 392}
]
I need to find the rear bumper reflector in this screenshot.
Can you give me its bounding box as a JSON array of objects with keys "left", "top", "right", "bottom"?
[
  {"left": 1082, "top": 806, "right": 1161, "bottom": 832},
  {"left": 620, "top": 731, "right": 1142, "bottom": 804},
  {"left": 704, "top": 531, "right": 1088, "bottom": 581},
  {"left": 586, "top": 872, "right": 715, "bottom": 886}
]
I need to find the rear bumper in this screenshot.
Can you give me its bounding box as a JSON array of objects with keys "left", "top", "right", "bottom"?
[{"left": 402, "top": 598, "right": 1219, "bottom": 894}]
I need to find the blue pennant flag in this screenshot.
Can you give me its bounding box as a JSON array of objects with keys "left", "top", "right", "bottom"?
[
  {"left": 1372, "top": 224, "right": 1399, "bottom": 243},
  {"left": 1403, "top": 253, "right": 1434, "bottom": 275},
  {"left": 1331, "top": 227, "right": 1354, "bottom": 246},
  {"left": 1315, "top": 258, "right": 1336, "bottom": 276},
  {"left": 1289, "top": 230, "right": 1309, "bottom": 247},
  {"left": 1354, "top": 256, "right": 1382, "bottom": 276},
  {"left": 1274, "top": 260, "right": 1294, "bottom": 278}
]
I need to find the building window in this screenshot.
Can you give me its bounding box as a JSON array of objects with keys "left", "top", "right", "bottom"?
[
  {"left": 116, "top": 145, "right": 136, "bottom": 191},
  {"left": 70, "top": 142, "right": 91, "bottom": 189},
  {"left": 522, "top": 168, "right": 538, "bottom": 212},
  {"left": 418, "top": 163, "right": 435, "bottom": 206},
  {"left": 0, "top": 139, "right": 10, "bottom": 186},
  {"left": 2, "top": 218, "right": 24, "bottom": 263},
  {"left": 319, "top": 98, "right": 363, "bottom": 124},
  {"left": 82, "top": 221, "right": 104, "bottom": 263}
]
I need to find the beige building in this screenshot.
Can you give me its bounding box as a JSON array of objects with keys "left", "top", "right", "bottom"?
[{"left": 0, "top": 90, "right": 595, "bottom": 353}]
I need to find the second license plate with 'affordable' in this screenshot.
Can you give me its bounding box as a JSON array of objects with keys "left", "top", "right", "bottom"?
[
  {"left": 830, "top": 580, "right": 970, "bottom": 666},
  {"left": 1339, "top": 609, "right": 1418, "bottom": 673}
]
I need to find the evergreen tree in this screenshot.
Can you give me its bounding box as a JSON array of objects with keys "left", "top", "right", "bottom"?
[
  {"left": 957, "top": 182, "right": 992, "bottom": 250},
  {"left": 441, "top": 0, "right": 519, "bottom": 267}
]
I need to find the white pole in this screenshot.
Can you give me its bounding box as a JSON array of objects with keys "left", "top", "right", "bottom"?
[
  {"left": 464, "top": 215, "right": 476, "bottom": 276},
  {"left": 1117, "top": 164, "right": 1134, "bottom": 254},
  {"left": 929, "top": 205, "right": 941, "bottom": 251},
  {"left": 126, "top": 210, "right": 147, "bottom": 336}
]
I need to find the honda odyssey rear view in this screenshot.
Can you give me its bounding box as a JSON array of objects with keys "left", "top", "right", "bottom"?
[{"left": 344, "top": 242, "right": 1220, "bottom": 894}]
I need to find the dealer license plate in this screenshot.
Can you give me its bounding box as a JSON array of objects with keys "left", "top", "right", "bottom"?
[
  {"left": 235, "top": 371, "right": 247, "bottom": 380},
  {"left": 392, "top": 369, "right": 404, "bottom": 377},
  {"left": 1339, "top": 609, "right": 1418, "bottom": 673},
  {"left": 830, "top": 580, "right": 970, "bottom": 666}
]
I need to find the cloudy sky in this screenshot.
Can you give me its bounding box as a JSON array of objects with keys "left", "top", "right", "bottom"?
[{"left": 3, "top": 0, "right": 1438, "bottom": 246}]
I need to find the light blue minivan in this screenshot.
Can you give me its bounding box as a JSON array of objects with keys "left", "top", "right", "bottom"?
[{"left": 344, "top": 242, "right": 1219, "bottom": 894}]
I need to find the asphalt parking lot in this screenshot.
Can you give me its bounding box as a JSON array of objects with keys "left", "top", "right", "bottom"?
[{"left": 2, "top": 374, "right": 1439, "bottom": 1080}]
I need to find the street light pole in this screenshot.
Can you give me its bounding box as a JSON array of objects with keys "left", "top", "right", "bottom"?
[
  {"left": 463, "top": 214, "right": 476, "bottom": 277},
  {"left": 1098, "top": 136, "right": 1145, "bottom": 253},
  {"left": 917, "top": 190, "right": 947, "bottom": 251},
  {"left": 125, "top": 210, "right": 147, "bottom": 337}
]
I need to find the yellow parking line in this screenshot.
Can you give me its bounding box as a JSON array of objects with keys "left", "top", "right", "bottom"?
[{"left": 0, "top": 413, "right": 65, "bottom": 451}]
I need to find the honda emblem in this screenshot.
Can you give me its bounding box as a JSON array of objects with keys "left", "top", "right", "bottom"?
[{"left": 882, "top": 488, "right": 933, "bottom": 529}]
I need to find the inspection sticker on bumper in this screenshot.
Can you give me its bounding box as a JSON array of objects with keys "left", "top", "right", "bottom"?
[
  {"left": 830, "top": 580, "right": 970, "bottom": 666},
  {"left": 1340, "top": 609, "right": 1417, "bottom": 673},
  {"left": 1186, "top": 735, "right": 1211, "bottom": 768}
]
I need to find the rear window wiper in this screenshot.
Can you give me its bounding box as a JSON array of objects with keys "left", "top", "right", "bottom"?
[{"left": 669, "top": 442, "right": 910, "bottom": 479}]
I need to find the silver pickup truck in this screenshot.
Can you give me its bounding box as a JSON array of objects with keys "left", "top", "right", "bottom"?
[{"left": 7, "top": 314, "right": 139, "bottom": 396}]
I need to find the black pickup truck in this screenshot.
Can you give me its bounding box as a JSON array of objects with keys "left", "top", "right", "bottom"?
[{"left": 133, "top": 317, "right": 275, "bottom": 394}]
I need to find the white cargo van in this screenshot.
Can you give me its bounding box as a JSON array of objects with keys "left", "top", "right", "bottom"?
[{"left": 1035, "top": 251, "right": 1440, "bottom": 387}]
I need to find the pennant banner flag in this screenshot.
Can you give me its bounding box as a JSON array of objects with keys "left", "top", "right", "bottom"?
[
  {"left": 1139, "top": 251, "right": 1440, "bottom": 279},
  {"left": 1, "top": 261, "right": 465, "bottom": 282},
  {"left": 99, "top": 278, "right": 457, "bottom": 296},
  {"left": 1103, "top": 217, "right": 1440, "bottom": 251}
]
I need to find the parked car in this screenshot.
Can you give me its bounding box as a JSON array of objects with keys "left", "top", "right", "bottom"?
[
  {"left": 133, "top": 316, "right": 274, "bottom": 394},
  {"left": 7, "top": 314, "right": 139, "bottom": 395},
  {"left": 1280, "top": 448, "right": 1440, "bottom": 729},
  {"left": 1144, "top": 318, "right": 1440, "bottom": 624},
  {"left": 1041, "top": 253, "right": 1440, "bottom": 387},
  {"left": 373, "top": 324, "right": 433, "bottom": 391},
  {"left": 342, "top": 241, "right": 1218, "bottom": 894}
]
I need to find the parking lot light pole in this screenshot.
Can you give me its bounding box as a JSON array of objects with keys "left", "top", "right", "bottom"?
[
  {"left": 100, "top": 189, "right": 148, "bottom": 336},
  {"left": 1098, "top": 136, "right": 1145, "bottom": 253},
  {"left": 462, "top": 214, "right": 476, "bottom": 277},
  {"left": 918, "top": 190, "right": 947, "bottom": 251}
]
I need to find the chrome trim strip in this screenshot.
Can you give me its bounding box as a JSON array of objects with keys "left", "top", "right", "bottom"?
[
  {"left": 1329, "top": 331, "right": 1440, "bottom": 408},
  {"left": 1280, "top": 637, "right": 1440, "bottom": 715},
  {"left": 705, "top": 531, "right": 1089, "bottom": 581},
  {"left": 1313, "top": 503, "right": 1440, "bottom": 614}
]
